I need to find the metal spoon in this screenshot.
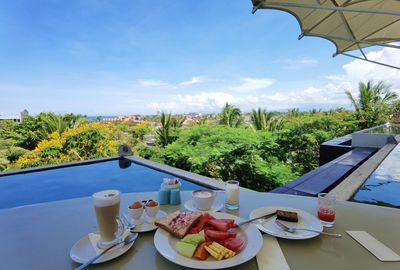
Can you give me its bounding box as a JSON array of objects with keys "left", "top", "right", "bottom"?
[
  {"left": 75, "top": 233, "right": 138, "bottom": 270},
  {"left": 123, "top": 214, "right": 136, "bottom": 231}
]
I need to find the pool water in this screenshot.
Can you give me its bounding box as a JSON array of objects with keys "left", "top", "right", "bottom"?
[
  {"left": 0, "top": 159, "right": 204, "bottom": 209},
  {"left": 352, "top": 144, "right": 400, "bottom": 208}
]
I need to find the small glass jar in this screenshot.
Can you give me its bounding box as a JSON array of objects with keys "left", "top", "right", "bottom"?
[{"left": 225, "top": 180, "right": 239, "bottom": 210}]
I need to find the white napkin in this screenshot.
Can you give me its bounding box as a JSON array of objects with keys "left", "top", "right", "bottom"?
[
  {"left": 347, "top": 231, "right": 400, "bottom": 261},
  {"left": 256, "top": 234, "right": 290, "bottom": 270},
  {"left": 88, "top": 233, "right": 126, "bottom": 255}
]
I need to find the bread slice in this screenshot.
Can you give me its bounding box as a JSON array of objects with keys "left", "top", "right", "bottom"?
[
  {"left": 155, "top": 211, "right": 202, "bottom": 238},
  {"left": 276, "top": 210, "right": 298, "bottom": 222}
]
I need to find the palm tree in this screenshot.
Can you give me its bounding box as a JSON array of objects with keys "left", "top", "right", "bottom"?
[
  {"left": 40, "top": 113, "right": 67, "bottom": 134},
  {"left": 39, "top": 113, "right": 87, "bottom": 135},
  {"left": 156, "top": 112, "right": 178, "bottom": 147},
  {"left": 170, "top": 115, "right": 186, "bottom": 128},
  {"left": 251, "top": 108, "right": 283, "bottom": 131},
  {"left": 345, "top": 80, "right": 398, "bottom": 128},
  {"left": 220, "top": 103, "right": 242, "bottom": 128}
]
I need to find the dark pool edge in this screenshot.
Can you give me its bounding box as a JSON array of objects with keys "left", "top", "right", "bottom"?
[
  {"left": 329, "top": 143, "right": 397, "bottom": 201},
  {"left": 0, "top": 157, "right": 119, "bottom": 177}
]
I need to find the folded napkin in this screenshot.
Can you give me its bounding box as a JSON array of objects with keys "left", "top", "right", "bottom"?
[
  {"left": 347, "top": 231, "right": 400, "bottom": 262},
  {"left": 256, "top": 234, "right": 290, "bottom": 270},
  {"left": 88, "top": 232, "right": 127, "bottom": 255}
]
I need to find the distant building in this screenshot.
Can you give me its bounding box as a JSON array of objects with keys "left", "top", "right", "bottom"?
[
  {"left": 0, "top": 109, "right": 29, "bottom": 122},
  {"left": 243, "top": 115, "right": 252, "bottom": 123},
  {"left": 101, "top": 115, "right": 143, "bottom": 124},
  {"left": 21, "top": 109, "right": 29, "bottom": 120}
]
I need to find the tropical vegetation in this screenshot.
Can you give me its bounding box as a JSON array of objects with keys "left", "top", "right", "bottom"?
[{"left": 1, "top": 80, "right": 399, "bottom": 192}]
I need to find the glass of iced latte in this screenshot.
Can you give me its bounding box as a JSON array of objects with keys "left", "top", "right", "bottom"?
[{"left": 93, "top": 190, "right": 125, "bottom": 248}]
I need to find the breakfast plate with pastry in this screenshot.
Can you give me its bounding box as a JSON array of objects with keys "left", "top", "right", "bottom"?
[
  {"left": 249, "top": 206, "right": 323, "bottom": 240},
  {"left": 153, "top": 211, "right": 263, "bottom": 269}
]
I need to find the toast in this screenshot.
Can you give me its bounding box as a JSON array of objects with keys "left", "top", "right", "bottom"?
[
  {"left": 155, "top": 211, "right": 202, "bottom": 238},
  {"left": 276, "top": 210, "right": 298, "bottom": 222}
]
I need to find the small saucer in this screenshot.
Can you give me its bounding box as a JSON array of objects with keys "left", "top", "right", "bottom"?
[
  {"left": 184, "top": 200, "right": 223, "bottom": 212},
  {"left": 129, "top": 210, "right": 167, "bottom": 233},
  {"left": 70, "top": 231, "right": 133, "bottom": 264}
]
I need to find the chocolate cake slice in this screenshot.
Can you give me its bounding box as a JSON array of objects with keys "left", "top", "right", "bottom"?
[{"left": 276, "top": 210, "right": 298, "bottom": 222}]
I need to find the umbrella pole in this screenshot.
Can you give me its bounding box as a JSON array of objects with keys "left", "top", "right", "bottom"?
[{"left": 338, "top": 52, "right": 400, "bottom": 70}]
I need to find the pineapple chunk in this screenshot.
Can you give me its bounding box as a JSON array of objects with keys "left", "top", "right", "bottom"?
[{"left": 205, "top": 242, "right": 236, "bottom": 260}]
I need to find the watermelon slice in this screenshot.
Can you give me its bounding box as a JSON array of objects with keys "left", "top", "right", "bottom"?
[
  {"left": 205, "top": 229, "right": 236, "bottom": 240},
  {"left": 222, "top": 238, "right": 245, "bottom": 251},
  {"left": 207, "top": 219, "right": 235, "bottom": 231},
  {"left": 189, "top": 213, "right": 214, "bottom": 234}
]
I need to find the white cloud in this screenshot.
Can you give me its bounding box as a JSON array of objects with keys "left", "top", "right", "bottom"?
[
  {"left": 144, "top": 82, "right": 352, "bottom": 113},
  {"left": 138, "top": 80, "right": 169, "bottom": 87},
  {"left": 147, "top": 101, "right": 177, "bottom": 112},
  {"left": 341, "top": 46, "right": 400, "bottom": 91},
  {"left": 137, "top": 76, "right": 206, "bottom": 89},
  {"left": 229, "top": 77, "right": 275, "bottom": 93},
  {"left": 179, "top": 76, "right": 206, "bottom": 86},
  {"left": 142, "top": 47, "right": 400, "bottom": 114},
  {"left": 282, "top": 57, "right": 319, "bottom": 69},
  {"left": 146, "top": 92, "right": 238, "bottom": 113},
  {"left": 325, "top": 75, "right": 345, "bottom": 81}
]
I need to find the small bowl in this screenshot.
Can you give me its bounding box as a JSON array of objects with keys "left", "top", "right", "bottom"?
[
  {"left": 145, "top": 200, "right": 160, "bottom": 223},
  {"left": 128, "top": 202, "right": 144, "bottom": 225}
]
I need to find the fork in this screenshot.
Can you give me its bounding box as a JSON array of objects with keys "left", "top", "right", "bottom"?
[{"left": 275, "top": 220, "right": 342, "bottom": 238}]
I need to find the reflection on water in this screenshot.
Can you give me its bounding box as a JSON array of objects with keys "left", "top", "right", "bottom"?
[
  {"left": 352, "top": 144, "right": 400, "bottom": 208},
  {"left": 366, "top": 124, "right": 400, "bottom": 135}
]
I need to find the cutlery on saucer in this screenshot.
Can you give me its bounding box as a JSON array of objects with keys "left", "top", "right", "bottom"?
[{"left": 75, "top": 232, "right": 138, "bottom": 270}]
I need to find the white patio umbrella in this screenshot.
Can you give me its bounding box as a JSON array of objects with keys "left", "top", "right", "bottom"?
[{"left": 251, "top": 0, "right": 400, "bottom": 69}]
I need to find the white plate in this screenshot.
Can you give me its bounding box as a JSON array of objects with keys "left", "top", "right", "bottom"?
[
  {"left": 184, "top": 200, "right": 224, "bottom": 212},
  {"left": 129, "top": 210, "right": 167, "bottom": 233},
  {"left": 249, "top": 206, "right": 323, "bottom": 240},
  {"left": 70, "top": 232, "right": 134, "bottom": 264},
  {"left": 154, "top": 212, "right": 263, "bottom": 269}
]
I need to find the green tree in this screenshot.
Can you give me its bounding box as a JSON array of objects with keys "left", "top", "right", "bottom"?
[
  {"left": 277, "top": 113, "right": 358, "bottom": 174},
  {"left": 12, "top": 116, "right": 46, "bottom": 150},
  {"left": 345, "top": 81, "right": 398, "bottom": 128},
  {"left": 159, "top": 125, "right": 297, "bottom": 191},
  {"left": 40, "top": 113, "right": 87, "bottom": 134},
  {"left": 251, "top": 108, "right": 283, "bottom": 131},
  {"left": 156, "top": 112, "right": 180, "bottom": 147},
  {"left": 11, "top": 113, "right": 87, "bottom": 150},
  {"left": 15, "top": 123, "right": 118, "bottom": 169},
  {"left": 220, "top": 103, "right": 242, "bottom": 128}
]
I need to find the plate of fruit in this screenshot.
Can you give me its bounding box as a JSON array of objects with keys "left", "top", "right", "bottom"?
[{"left": 153, "top": 211, "right": 263, "bottom": 269}]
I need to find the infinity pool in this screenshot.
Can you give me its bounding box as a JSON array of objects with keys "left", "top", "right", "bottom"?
[
  {"left": 0, "top": 159, "right": 204, "bottom": 209},
  {"left": 352, "top": 144, "right": 400, "bottom": 208}
]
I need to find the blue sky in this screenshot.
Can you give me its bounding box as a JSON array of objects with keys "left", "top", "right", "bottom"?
[{"left": 1, "top": 0, "right": 399, "bottom": 116}]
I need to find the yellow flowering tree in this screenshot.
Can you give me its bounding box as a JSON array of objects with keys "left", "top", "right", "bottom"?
[{"left": 16, "top": 123, "right": 118, "bottom": 169}]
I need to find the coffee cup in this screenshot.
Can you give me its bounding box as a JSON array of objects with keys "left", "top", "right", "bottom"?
[
  {"left": 192, "top": 190, "right": 216, "bottom": 211},
  {"left": 93, "top": 190, "right": 125, "bottom": 249}
]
